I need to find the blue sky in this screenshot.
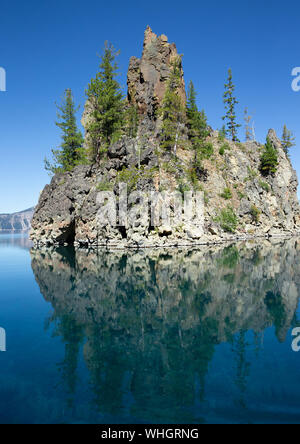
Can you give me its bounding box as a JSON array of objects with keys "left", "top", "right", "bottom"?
[{"left": 0, "top": 0, "right": 299, "bottom": 213}]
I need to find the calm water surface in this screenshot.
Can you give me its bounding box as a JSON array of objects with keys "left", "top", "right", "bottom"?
[{"left": 1, "top": 232, "right": 300, "bottom": 424}]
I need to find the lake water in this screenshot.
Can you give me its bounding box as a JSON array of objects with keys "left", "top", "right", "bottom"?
[{"left": 0, "top": 232, "right": 300, "bottom": 424}]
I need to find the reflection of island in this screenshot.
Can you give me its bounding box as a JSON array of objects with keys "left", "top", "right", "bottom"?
[{"left": 30, "top": 239, "right": 300, "bottom": 422}]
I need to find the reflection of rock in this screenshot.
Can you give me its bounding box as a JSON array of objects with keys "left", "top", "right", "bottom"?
[{"left": 30, "top": 239, "right": 300, "bottom": 420}]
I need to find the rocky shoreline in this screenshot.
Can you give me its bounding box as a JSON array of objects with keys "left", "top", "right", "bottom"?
[{"left": 31, "top": 232, "right": 300, "bottom": 250}]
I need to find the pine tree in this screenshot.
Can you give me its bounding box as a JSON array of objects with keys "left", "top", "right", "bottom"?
[
  {"left": 260, "top": 136, "right": 278, "bottom": 176},
  {"left": 218, "top": 125, "right": 227, "bottom": 141},
  {"left": 186, "top": 80, "right": 211, "bottom": 181},
  {"left": 45, "top": 89, "right": 85, "bottom": 175},
  {"left": 223, "top": 68, "right": 241, "bottom": 142},
  {"left": 86, "top": 42, "right": 124, "bottom": 162},
  {"left": 159, "top": 57, "right": 186, "bottom": 155},
  {"left": 281, "top": 124, "right": 295, "bottom": 156},
  {"left": 125, "top": 105, "right": 139, "bottom": 138},
  {"left": 186, "top": 80, "right": 208, "bottom": 142}
]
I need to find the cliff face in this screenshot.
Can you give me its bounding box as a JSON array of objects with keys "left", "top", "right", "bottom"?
[
  {"left": 30, "top": 28, "right": 300, "bottom": 248},
  {"left": 0, "top": 207, "right": 34, "bottom": 231},
  {"left": 127, "top": 26, "right": 186, "bottom": 134}
]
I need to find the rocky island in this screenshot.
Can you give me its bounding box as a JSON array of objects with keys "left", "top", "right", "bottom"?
[{"left": 30, "top": 27, "right": 300, "bottom": 248}]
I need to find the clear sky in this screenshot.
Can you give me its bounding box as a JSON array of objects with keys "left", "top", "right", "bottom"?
[{"left": 0, "top": 0, "right": 300, "bottom": 213}]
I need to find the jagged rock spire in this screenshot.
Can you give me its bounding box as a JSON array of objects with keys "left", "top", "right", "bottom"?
[{"left": 127, "top": 26, "right": 186, "bottom": 133}]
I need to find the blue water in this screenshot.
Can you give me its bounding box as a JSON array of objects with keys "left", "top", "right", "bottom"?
[{"left": 1, "top": 233, "right": 300, "bottom": 424}]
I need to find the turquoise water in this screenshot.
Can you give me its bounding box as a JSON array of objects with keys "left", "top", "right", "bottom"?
[{"left": 1, "top": 233, "right": 300, "bottom": 424}]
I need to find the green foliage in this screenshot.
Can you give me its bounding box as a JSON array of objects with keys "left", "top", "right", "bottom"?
[
  {"left": 220, "top": 187, "right": 232, "bottom": 200},
  {"left": 250, "top": 204, "right": 261, "bottom": 223},
  {"left": 198, "top": 141, "right": 213, "bottom": 159},
  {"left": 220, "top": 245, "right": 240, "bottom": 268},
  {"left": 118, "top": 166, "right": 140, "bottom": 193},
  {"left": 189, "top": 141, "right": 213, "bottom": 185},
  {"left": 117, "top": 166, "right": 156, "bottom": 193},
  {"left": 125, "top": 105, "right": 139, "bottom": 138},
  {"left": 281, "top": 124, "right": 295, "bottom": 157},
  {"left": 259, "top": 180, "right": 270, "bottom": 192},
  {"left": 252, "top": 248, "right": 262, "bottom": 266},
  {"left": 159, "top": 57, "right": 186, "bottom": 154},
  {"left": 186, "top": 80, "right": 211, "bottom": 175},
  {"left": 162, "top": 161, "right": 178, "bottom": 174},
  {"left": 222, "top": 68, "right": 241, "bottom": 142},
  {"left": 86, "top": 42, "right": 124, "bottom": 162},
  {"left": 219, "top": 142, "right": 230, "bottom": 155},
  {"left": 260, "top": 137, "right": 278, "bottom": 176},
  {"left": 237, "top": 190, "right": 246, "bottom": 200},
  {"left": 218, "top": 125, "right": 227, "bottom": 142},
  {"left": 96, "top": 181, "right": 114, "bottom": 191},
  {"left": 223, "top": 274, "right": 235, "bottom": 284},
  {"left": 203, "top": 190, "right": 209, "bottom": 204},
  {"left": 186, "top": 80, "right": 209, "bottom": 142},
  {"left": 45, "top": 89, "right": 86, "bottom": 175},
  {"left": 244, "top": 166, "right": 258, "bottom": 182},
  {"left": 264, "top": 291, "right": 286, "bottom": 340},
  {"left": 177, "top": 178, "right": 191, "bottom": 194},
  {"left": 216, "top": 206, "right": 238, "bottom": 233}
]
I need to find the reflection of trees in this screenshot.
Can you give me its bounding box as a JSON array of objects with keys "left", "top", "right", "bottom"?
[
  {"left": 30, "top": 238, "right": 300, "bottom": 423},
  {"left": 265, "top": 291, "right": 286, "bottom": 342},
  {"left": 232, "top": 330, "right": 251, "bottom": 421},
  {"left": 51, "top": 314, "right": 84, "bottom": 409}
]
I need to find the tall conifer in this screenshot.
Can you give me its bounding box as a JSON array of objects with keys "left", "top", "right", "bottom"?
[
  {"left": 159, "top": 57, "right": 186, "bottom": 155},
  {"left": 281, "top": 124, "right": 295, "bottom": 156},
  {"left": 45, "top": 89, "right": 85, "bottom": 175},
  {"left": 86, "top": 42, "right": 124, "bottom": 162},
  {"left": 223, "top": 69, "right": 241, "bottom": 142}
]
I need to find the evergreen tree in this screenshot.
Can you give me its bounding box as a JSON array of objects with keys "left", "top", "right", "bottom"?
[
  {"left": 159, "top": 57, "right": 186, "bottom": 155},
  {"left": 86, "top": 42, "right": 124, "bottom": 162},
  {"left": 281, "top": 124, "right": 295, "bottom": 156},
  {"left": 186, "top": 80, "right": 209, "bottom": 142},
  {"left": 186, "top": 80, "right": 211, "bottom": 181},
  {"left": 125, "top": 104, "right": 139, "bottom": 138},
  {"left": 218, "top": 125, "right": 227, "bottom": 141},
  {"left": 223, "top": 68, "right": 241, "bottom": 142},
  {"left": 45, "top": 89, "right": 85, "bottom": 175},
  {"left": 260, "top": 136, "right": 278, "bottom": 176}
]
